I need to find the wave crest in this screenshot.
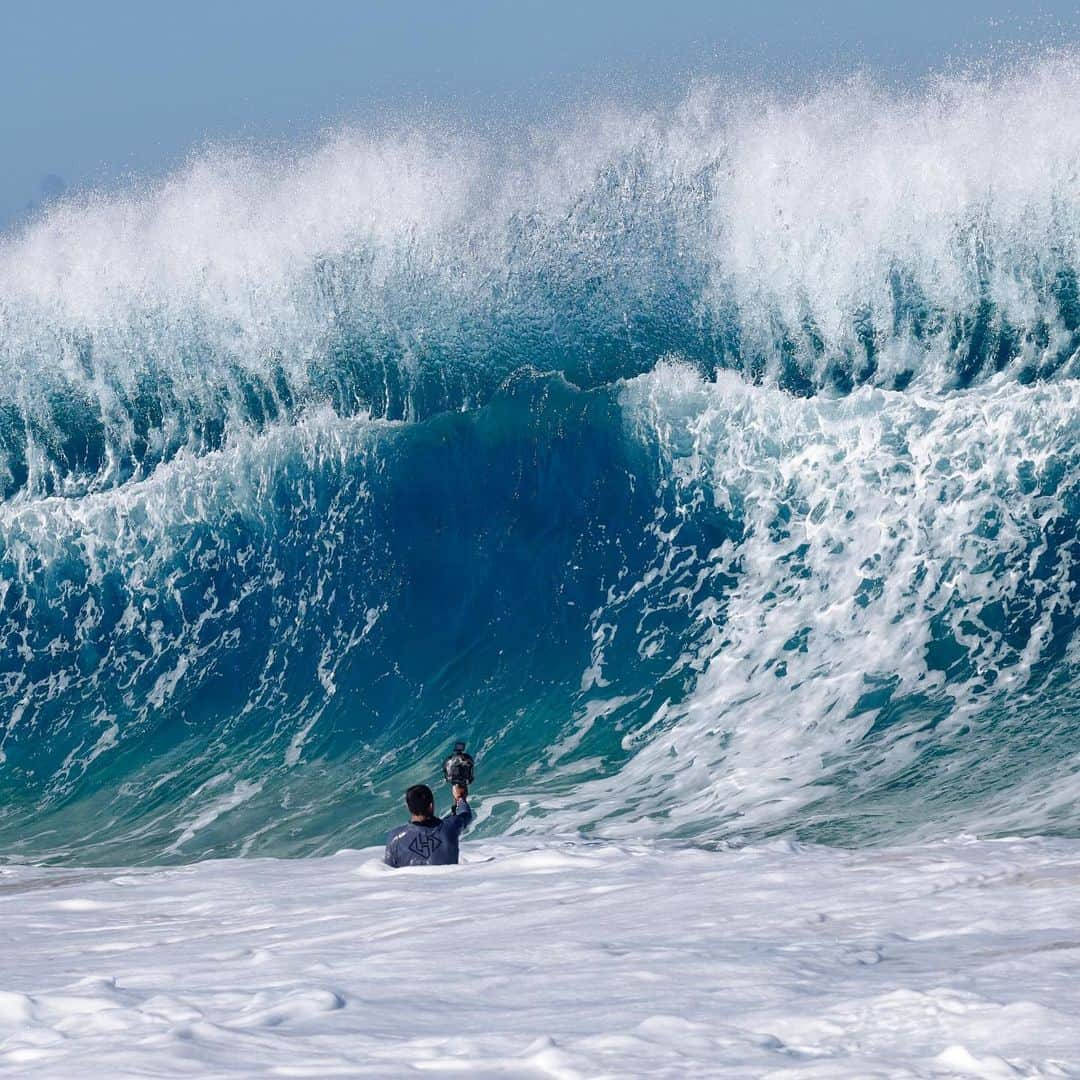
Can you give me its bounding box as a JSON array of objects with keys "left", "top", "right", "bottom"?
[{"left": 3, "top": 58, "right": 1080, "bottom": 498}]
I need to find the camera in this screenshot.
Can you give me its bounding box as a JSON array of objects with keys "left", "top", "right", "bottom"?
[{"left": 443, "top": 741, "right": 475, "bottom": 790}]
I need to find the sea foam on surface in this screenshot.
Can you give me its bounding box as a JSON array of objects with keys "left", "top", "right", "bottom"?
[{"left": 2, "top": 837, "right": 1079, "bottom": 1078}]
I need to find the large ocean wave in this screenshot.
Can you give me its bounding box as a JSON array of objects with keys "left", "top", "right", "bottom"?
[{"left": 1, "top": 58, "right": 1079, "bottom": 863}]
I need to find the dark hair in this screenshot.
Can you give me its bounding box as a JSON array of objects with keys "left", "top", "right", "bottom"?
[{"left": 405, "top": 784, "right": 435, "bottom": 816}]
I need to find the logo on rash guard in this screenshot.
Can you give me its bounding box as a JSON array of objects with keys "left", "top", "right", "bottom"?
[{"left": 408, "top": 831, "right": 442, "bottom": 860}]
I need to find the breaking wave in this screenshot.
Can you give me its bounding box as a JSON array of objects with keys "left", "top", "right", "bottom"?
[{"left": 1, "top": 57, "right": 1079, "bottom": 862}]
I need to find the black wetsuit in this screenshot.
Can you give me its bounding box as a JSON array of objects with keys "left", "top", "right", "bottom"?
[{"left": 383, "top": 800, "right": 473, "bottom": 868}]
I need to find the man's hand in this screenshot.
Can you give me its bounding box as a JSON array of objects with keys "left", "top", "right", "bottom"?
[{"left": 452, "top": 783, "right": 468, "bottom": 802}]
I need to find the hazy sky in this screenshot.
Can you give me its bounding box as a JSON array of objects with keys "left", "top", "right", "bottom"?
[{"left": 3, "top": 0, "right": 1080, "bottom": 232}]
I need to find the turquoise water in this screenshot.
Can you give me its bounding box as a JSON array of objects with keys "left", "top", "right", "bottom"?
[{"left": 1, "top": 62, "right": 1079, "bottom": 863}]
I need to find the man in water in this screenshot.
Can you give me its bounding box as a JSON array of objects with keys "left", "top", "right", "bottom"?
[{"left": 383, "top": 782, "right": 473, "bottom": 867}]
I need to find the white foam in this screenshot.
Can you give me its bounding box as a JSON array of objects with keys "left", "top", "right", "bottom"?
[{"left": 1, "top": 836, "right": 1079, "bottom": 1077}]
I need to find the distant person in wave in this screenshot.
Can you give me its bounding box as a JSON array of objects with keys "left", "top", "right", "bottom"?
[{"left": 383, "top": 783, "right": 473, "bottom": 868}]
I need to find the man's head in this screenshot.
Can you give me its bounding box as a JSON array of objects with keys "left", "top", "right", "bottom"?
[{"left": 405, "top": 783, "right": 435, "bottom": 820}]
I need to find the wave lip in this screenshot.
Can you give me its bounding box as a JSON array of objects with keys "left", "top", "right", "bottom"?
[{"left": 4, "top": 58, "right": 1080, "bottom": 500}]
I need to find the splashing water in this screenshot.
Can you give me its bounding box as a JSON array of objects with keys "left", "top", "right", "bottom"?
[{"left": 1, "top": 58, "right": 1079, "bottom": 863}]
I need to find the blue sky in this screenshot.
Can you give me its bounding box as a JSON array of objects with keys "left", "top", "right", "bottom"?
[{"left": 2, "top": 0, "right": 1080, "bottom": 233}]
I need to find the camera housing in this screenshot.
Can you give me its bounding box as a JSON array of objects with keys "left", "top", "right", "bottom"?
[{"left": 443, "top": 742, "right": 475, "bottom": 789}]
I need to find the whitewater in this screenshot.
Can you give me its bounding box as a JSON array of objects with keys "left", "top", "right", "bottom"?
[
  {"left": 2, "top": 837, "right": 1079, "bottom": 1078},
  {"left": 2, "top": 56, "right": 1080, "bottom": 1076}
]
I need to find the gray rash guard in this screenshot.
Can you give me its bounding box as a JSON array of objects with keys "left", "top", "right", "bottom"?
[{"left": 383, "top": 800, "right": 473, "bottom": 867}]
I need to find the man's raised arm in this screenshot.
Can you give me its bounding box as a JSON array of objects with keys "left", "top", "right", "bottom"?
[{"left": 448, "top": 784, "right": 473, "bottom": 835}]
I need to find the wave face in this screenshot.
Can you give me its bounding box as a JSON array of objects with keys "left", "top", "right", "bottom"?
[{"left": 2, "top": 59, "right": 1080, "bottom": 863}]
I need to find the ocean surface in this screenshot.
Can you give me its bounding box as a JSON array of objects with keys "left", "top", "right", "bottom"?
[
  {"left": 1, "top": 58, "right": 1079, "bottom": 867},
  {"left": 4, "top": 836, "right": 1079, "bottom": 1077}
]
